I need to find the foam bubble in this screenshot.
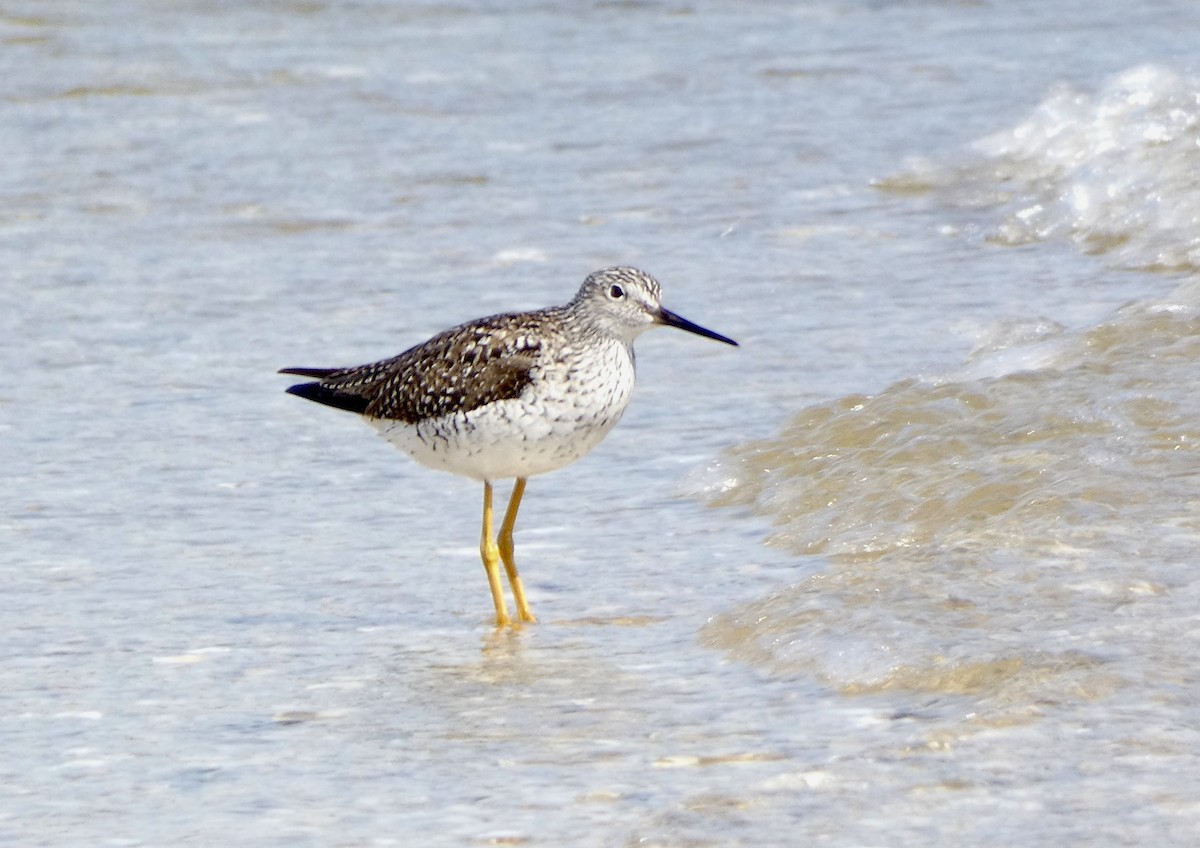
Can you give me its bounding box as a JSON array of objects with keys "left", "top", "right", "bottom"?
[{"left": 881, "top": 64, "right": 1200, "bottom": 271}]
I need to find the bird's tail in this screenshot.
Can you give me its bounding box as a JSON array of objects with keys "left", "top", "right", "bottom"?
[{"left": 279, "top": 367, "right": 371, "bottom": 414}]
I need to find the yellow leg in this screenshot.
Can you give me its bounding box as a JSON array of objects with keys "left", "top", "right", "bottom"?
[
  {"left": 497, "top": 477, "right": 536, "bottom": 623},
  {"left": 480, "top": 482, "right": 511, "bottom": 627}
]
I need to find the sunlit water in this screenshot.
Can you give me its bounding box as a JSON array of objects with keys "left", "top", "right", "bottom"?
[{"left": 5, "top": 2, "right": 1200, "bottom": 846}]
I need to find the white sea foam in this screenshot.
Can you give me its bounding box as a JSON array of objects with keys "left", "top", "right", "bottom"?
[{"left": 888, "top": 64, "right": 1200, "bottom": 271}]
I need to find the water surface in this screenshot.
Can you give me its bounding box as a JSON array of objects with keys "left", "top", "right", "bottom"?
[{"left": 4, "top": 1, "right": 1200, "bottom": 845}]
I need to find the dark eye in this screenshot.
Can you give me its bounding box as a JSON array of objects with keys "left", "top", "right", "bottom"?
[{"left": 609, "top": 284, "right": 625, "bottom": 299}]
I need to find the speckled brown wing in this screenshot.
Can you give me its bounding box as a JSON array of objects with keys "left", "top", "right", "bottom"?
[{"left": 281, "top": 316, "right": 544, "bottom": 425}]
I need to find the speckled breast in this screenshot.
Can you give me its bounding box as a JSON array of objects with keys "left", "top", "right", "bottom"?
[{"left": 372, "top": 337, "right": 636, "bottom": 482}]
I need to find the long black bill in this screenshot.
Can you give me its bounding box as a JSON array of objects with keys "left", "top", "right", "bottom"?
[{"left": 657, "top": 307, "right": 739, "bottom": 346}]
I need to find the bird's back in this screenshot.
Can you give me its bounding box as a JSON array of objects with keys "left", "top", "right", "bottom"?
[{"left": 282, "top": 311, "right": 553, "bottom": 422}]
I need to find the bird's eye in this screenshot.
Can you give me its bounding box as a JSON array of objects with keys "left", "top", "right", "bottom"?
[{"left": 609, "top": 284, "right": 625, "bottom": 299}]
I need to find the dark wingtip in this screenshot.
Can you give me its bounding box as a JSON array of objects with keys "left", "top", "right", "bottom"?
[
  {"left": 279, "top": 366, "right": 338, "bottom": 378},
  {"left": 283, "top": 380, "right": 371, "bottom": 415}
]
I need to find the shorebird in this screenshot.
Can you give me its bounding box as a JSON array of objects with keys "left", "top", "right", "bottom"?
[{"left": 280, "top": 266, "right": 737, "bottom": 626}]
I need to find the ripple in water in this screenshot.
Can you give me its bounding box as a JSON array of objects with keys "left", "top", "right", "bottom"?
[{"left": 700, "top": 65, "right": 1200, "bottom": 716}]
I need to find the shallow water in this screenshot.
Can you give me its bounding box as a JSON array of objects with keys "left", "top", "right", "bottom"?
[{"left": 5, "top": 1, "right": 1200, "bottom": 845}]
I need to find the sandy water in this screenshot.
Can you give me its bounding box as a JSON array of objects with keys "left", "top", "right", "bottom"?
[{"left": 4, "top": 1, "right": 1200, "bottom": 845}]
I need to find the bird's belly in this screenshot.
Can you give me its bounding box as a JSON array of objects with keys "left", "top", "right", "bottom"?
[{"left": 371, "top": 348, "right": 635, "bottom": 482}]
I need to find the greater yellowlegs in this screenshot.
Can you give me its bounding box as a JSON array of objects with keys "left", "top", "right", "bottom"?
[{"left": 280, "top": 266, "right": 737, "bottom": 626}]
